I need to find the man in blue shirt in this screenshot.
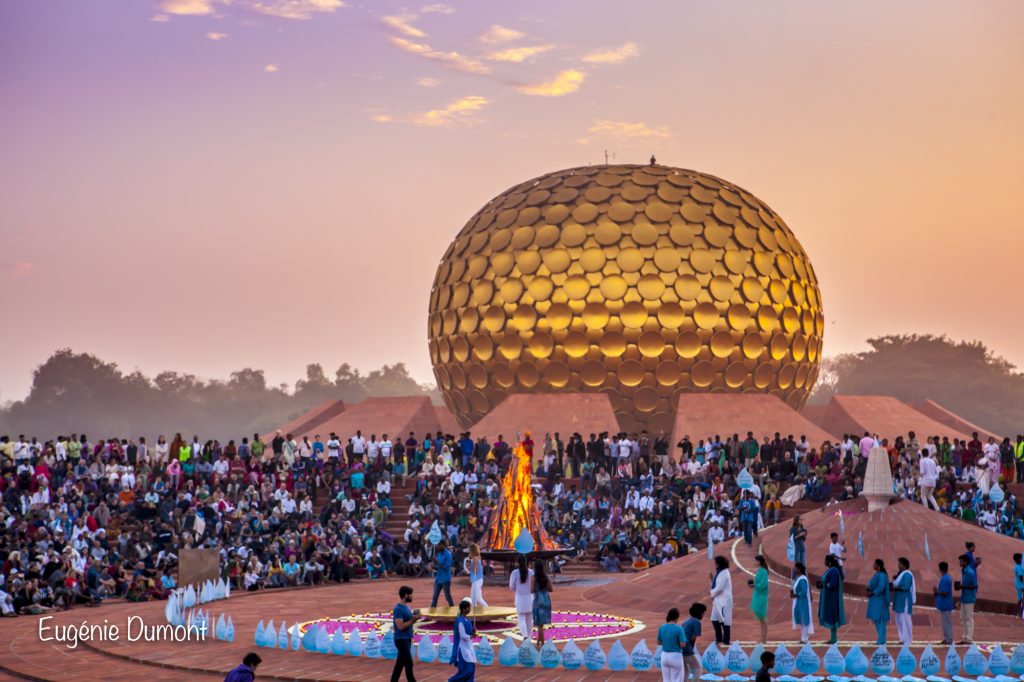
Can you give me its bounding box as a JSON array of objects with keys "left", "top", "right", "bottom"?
[
  {"left": 681, "top": 602, "right": 707, "bottom": 680},
  {"left": 955, "top": 553, "right": 977, "bottom": 645},
  {"left": 223, "top": 653, "right": 261, "bottom": 682},
  {"left": 392, "top": 585, "right": 421, "bottom": 682},
  {"left": 431, "top": 540, "right": 454, "bottom": 608},
  {"left": 458, "top": 433, "right": 474, "bottom": 469},
  {"left": 964, "top": 541, "right": 981, "bottom": 584},
  {"left": 933, "top": 561, "right": 955, "bottom": 645}
]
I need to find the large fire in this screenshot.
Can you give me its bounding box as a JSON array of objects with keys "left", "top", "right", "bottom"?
[{"left": 482, "top": 442, "right": 561, "bottom": 554}]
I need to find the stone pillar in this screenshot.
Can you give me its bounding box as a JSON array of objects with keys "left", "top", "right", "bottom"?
[{"left": 862, "top": 445, "right": 894, "bottom": 512}]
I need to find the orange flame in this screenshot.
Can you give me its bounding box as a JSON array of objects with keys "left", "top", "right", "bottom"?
[{"left": 483, "top": 443, "right": 559, "bottom": 552}]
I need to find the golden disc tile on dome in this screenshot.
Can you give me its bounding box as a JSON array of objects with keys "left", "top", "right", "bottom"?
[
  {"left": 742, "top": 331, "right": 765, "bottom": 359},
  {"left": 499, "top": 334, "right": 523, "bottom": 360},
  {"left": 617, "top": 247, "right": 645, "bottom": 272},
  {"left": 435, "top": 365, "right": 450, "bottom": 389},
  {"left": 620, "top": 301, "right": 649, "bottom": 328},
  {"left": 709, "top": 275, "right": 736, "bottom": 301},
  {"left": 638, "top": 330, "right": 666, "bottom": 357},
  {"left": 782, "top": 307, "right": 800, "bottom": 333},
  {"left": 447, "top": 258, "right": 465, "bottom": 282},
  {"left": 504, "top": 192, "right": 526, "bottom": 208},
  {"left": 757, "top": 306, "right": 779, "bottom": 332},
  {"left": 517, "top": 362, "right": 539, "bottom": 388},
  {"left": 600, "top": 331, "right": 627, "bottom": 357},
  {"left": 472, "top": 334, "right": 494, "bottom": 361},
  {"left": 546, "top": 302, "right": 573, "bottom": 329},
  {"left": 723, "top": 250, "right": 748, "bottom": 275},
  {"left": 775, "top": 229, "right": 792, "bottom": 252},
  {"left": 690, "top": 185, "right": 716, "bottom": 204},
  {"left": 468, "top": 363, "right": 488, "bottom": 389},
  {"left": 438, "top": 337, "right": 451, "bottom": 362},
  {"left": 727, "top": 302, "right": 753, "bottom": 331},
  {"left": 703, "top": 221, "right": 730, "bottom": 248},
  {"left": 768, "top": 280, "right": 789, "bottom": 304},
  {"left": 801, "top": 310, "right": 815, "bottom": 336},
  {"left": 534, "top": 224, "right": 561, "bottom": 248},
  {"left": 583, "top": 302, "right": 610, "bottom": 329},
  {"left": 468, "top": 389, "right": 489, "bottom": 413},
  {"left": 541, "top": 248, "right": 571, "bottom": 274},
  {"left": 579, "top": 247, "right": 607, "bottom": 272},
  {"left": 482, "top": 306, "right": 506, "bottom": 332},
  {"left": 814, "top": 313, "right": 825, "bottom": 336},
  {"left": 725, "top": 361, "right": 748, "bottom": 388},
  {"left": 617, "top": 359, "right": 645, "bottom": 387},
  {"left": 778, "top": 363, "right": 796, "bottom": 390},
  {"left": 719, "top": 188, "right": 742, "bottom": 206},
  {"left": 657, "top": 183, "right": 687, "bottom": 203},
  {"left": 517, "top": 250, "right": 541, "bottom": 275},
  {"left": 669, "top": 221, "right": 696, "bottom": 247},
  {"left": 595, "top": 220, "right": 622, "bottom": 245},
  {"left": 563, "top": 274, "right": 591, "bottom": 300},
  {"left": 680, "top": 202, "right": 709, "bottom": 222},
  {"left": 655, "top": 360, "right": 681, "bottom": 386},
  {"left": 795, "top": 364, "right": 810, "bottom": 389},
  {"left": 451, "top": 282, "right": 470, "bottom": 307},
  {"left": 550, "top": 187, "right": 579, "bottom": 204},
  {"left": 770, "top": 332, "right": 790, "bottom": 361},
  {"left": 644, "top": 201, "right": 674, "bottom": 223},
  {"left": 741, "top": 277, "right": 764, "bottom": 302},
  {"left": 753, "top": 251, "right": 775, "bottom": 276},
  {"left": 516, "top": 206, "right": 541, "bottom": 227},
  {"left": 543, "top": 204, "right": 570, "bottom": 225},
  {"left": 637, "top": 274, "right": 666, "bottom": 300},
  {"left": 511, "top": 226, "right": 535, "bottom": 249},
  {"left": 631, "top": 221, "right": 660, "bottom": 245},
  {"left": 562, "top": 173, "right": 592, "bottom": 187},
  {"left": 734, "top": 224, "right": 758, "bottom": 249},
  {"left": 608, "top": 201, "right": 636, "bottom": 222},
  {"left": 471, "top": 280, "right": 491, "bottom": 303},
  {"left": 740, "top": 206, "right": 763, "bottom": 228},
  {"left": 452, "top": 336, "right": 470, "bottom": 362},
  {"left": 600, "top": 274, "right": 628, "bottom": 300},
  {"left": 525, "top": 189, "right": 551, "bottom": 206},
  {"left": 692, "top": 301, "right": 716, "bottom": 327},
  {"left": 634, "top": 386, "right": 660, "bottom": 412},
  {"left": 710, "top": 330, "right": 734, "bottom": 358},
  {"left": 631, "top": 171, "right": 659, "bottom": 187},
  {"left": 490, "top": 228, "right": 513, "bottom": 251},
  {"left": 712, "top": 202, "right": 739, "bottom": 224},
  {"left": 674, "top": 274, "right": 701, "bottom": 300},
  {"left": 675, "top": 331, "right": 702, "bottom": 358},
  {"left": 808, "top": 338, "right": 819, "bottom": 362},
  {"left": 572, "top": 203, "right": 599, "bottom": 223},
  {"left": 584, "top": 186, "right": 612, "bottom": 203},
  {"left": 512, "top": 304, "right": 537, "bottom": 331},
  {"left": 563, "top": 331, "right": 590, "bottom": 358},
  {"left": 657, "top": 302, "right": 685, "bottom": 328},
  {"left": 758, "top": 226, "right": 777, "bottom": 250},
  {"left": 495, "top": 209, "right": 518, "bottom": 229},
  {"left": 560, "top": 222, "right": 587, "bottom": 247},
  {"left": 474, "top": 210, "right": 495, "bottom": 231},
  {"left": 544, "top": 360, "right": 571, "bottom": 387},
  {"left": 776, "top": 253, "right": 794, "bottom": 278},
  {"left": 442, "top": 309, "right": 457, "bottom": 334},
  {"left": 580, "top": 359, "right": 607, "bottom": 387},
  {"left": 620, "top": 183, "right": 650, "bottom": 202},
  {"left": 525, "top": 276, "right": 551, "bottom": 301},
  {"left": 499, "top": 277, "right": 524, "bottom": 303},
  {"left": 528, "top": 331, "right": 554, "bottom": 359},
  {"left": 753, "top": 362, "right": 774, "bottom": 389},
  {"left": 467, "top": 255, "right": 489, "bottom": 279},
  {"left": 794, "top": 256, "right": 808, "bottom": 280},
  {"left": 596, "top": 172, "right": 624, "bottom": 187},
  {"left": 790, "top": 280, "right": 807, "bottom": 307},
  {"left": 654, "top": 247, "right": 682, "bottom": 272},
  {"left": 492, "top": 363, "right": 515, "bottom": 388},
  {"left": 666, "top": 172, "right": 693, "bottom": 187},
  {"left": 691, "top": 360, "right": 716, "bottom": 388},
  {"left": 792, "top": 334, "right": 808, "bottom": 361},
  {"left": 690, "top": 249, "right": 716, "bottom": 274},
  {"left": 460, "top": 307, "right": 480, "bottom": 333},
  {"left": 468, "top": 232, "right": 489, "bottom": 254}
]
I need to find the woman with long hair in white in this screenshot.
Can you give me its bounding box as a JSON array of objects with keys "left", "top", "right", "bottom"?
[
  {"left": 467, "top": 543, "right": 488, "bottom": 607},
  {"left": 508, "top": 554, "right": 534, "bottom": 640}
]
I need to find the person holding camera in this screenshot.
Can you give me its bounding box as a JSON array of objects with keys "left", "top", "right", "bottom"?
[{"left": 392, "top": 585, "right": 422, "bottom": 682}]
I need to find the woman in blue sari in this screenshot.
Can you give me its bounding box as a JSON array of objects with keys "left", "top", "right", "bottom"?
[
  {"left": 448, "top": 598, "right": 476, "bottom": 682},
  {"left": 817, "top": 554, "right": 846, "bottom": 644},
  {"left": 865, "top": 558, "right": 890, "bottom": 644}
]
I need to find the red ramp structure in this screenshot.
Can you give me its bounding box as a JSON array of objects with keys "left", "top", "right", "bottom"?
[
  {"left": 469, "top": 392, "right": 618, "bottom": 446},
  {"left": 671, "top": 393, "right": 836, "bottom": 445},
  {"left": 811, "top": 394, "right": 976, "bottom": 441}
]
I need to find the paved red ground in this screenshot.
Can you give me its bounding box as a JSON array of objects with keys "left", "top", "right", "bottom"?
[{"left": 2, "top": 535, "right": 1021, "bottom": 681}]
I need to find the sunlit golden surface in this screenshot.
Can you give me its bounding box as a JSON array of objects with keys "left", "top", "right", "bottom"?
[{"left": 428, "top": 164, "right": 824, "bottom": 433}]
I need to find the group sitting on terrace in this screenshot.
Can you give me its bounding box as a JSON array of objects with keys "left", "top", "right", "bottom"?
[{"left": 0, "top": 427, "right": 1021, "bottom": 617}]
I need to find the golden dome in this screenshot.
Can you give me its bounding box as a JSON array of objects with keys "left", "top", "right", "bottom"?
[{"left": 428, "top": 164, "right": 824, "bottom": 433}]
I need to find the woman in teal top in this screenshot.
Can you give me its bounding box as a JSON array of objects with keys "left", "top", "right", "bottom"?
[
  {"left": 865, "top": 558, "right": 891, "bottom": 644},
  {"left": 657, "top": 607, "right": 685, "bottom": 682},
  {"left": 748, "top": 554, "right": 769, "bottom": 643}
]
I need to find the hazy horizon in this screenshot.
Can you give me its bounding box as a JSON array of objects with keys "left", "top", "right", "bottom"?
[{"left": 2, "top": 0, "right": 1022, "bottom": 402}]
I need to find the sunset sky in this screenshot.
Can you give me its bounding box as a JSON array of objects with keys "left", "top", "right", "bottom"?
[{"left": 1, "top": 0, "right": 1022, "bottom": 401}]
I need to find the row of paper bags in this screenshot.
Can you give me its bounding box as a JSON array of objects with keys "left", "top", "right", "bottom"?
[{"left": 253, "top": 621, "right": 1024, "bottom": 676}]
